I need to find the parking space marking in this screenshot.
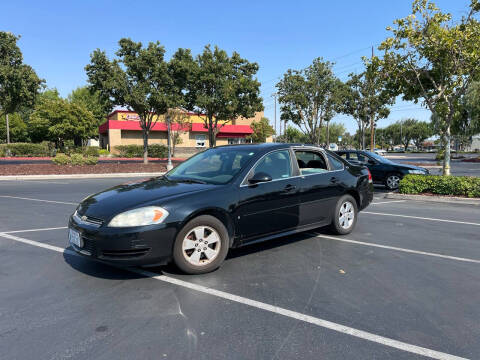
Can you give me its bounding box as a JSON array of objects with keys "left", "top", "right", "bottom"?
[
  {"left": 363, "top": 211, "right": 480, "bottom": 226},
  {"left": 0, "top": 195, "right": 77, "bottom": 205},
  {"left": 0, "top": 232, "right": 470, "bottom": 360},
  {"left": 370, "top": 200, "right": 407, "bottom": 205},
  {"left": 3, "top": 226, "right": 68, "bottom": 234},
  {"left": 312, "top": 234, "right": 480, "bottom": 264}
]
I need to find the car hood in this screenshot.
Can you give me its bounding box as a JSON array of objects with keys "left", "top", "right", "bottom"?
[
  {"left": 76, "top": 176, "right": 216, "bottom": 220},
  {"left": 393, "top": 162, "right": 427, "bottom": 171}
]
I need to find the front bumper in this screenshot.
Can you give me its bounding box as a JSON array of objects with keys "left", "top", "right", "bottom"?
[{"left": 68, "top": 216, "right": 180, "bottom": 267}]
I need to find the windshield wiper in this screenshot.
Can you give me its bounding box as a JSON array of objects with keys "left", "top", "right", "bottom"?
[{"left": 175, "top": 178, "right": 208, "bottom": 184}]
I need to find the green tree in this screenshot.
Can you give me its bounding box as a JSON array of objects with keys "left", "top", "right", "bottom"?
[
  {"left": 29, "top": 96, "right": 97, "bottom": 147},
  {"left": 247, "top": 117, "right": 275, "bottom": 143},
  {"left": 276, "top": 58, "right": 343, "bottom": 145},
  {"left": 379, "top": 0, "right": 480, "bottom": 174},
  {"left": 0, "top": 32, "right": 43, "bottom": 143},
  {"left": 86, "top": 39, "right": 173, "bottom": 163},
  {"left": 277, "top": 125, "right": 308, "bottom": 143},
  {"left": 319, "top": 122, "right": 345, "bottom": 146},
  {"left": 67, "top": 86, "right": 112, "bottom": 127},
  {"left": 186, "top": 45, "right": 263, "bottom": 147},
  {"left": 0, "top": 113, "right": 28, "bottom": 143},
  {"left": 410, "top": 120, "right": 433, "bottom": 149},
  {"left": 343, "top": 60, "right": 393, "bottom": 150}
]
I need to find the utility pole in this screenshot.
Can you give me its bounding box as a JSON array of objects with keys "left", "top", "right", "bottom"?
[
  {"left": 272, "top": 93, "right": 277, "bottom": 141},
  {"left": 370, "top": 45, "right": 375, "bottom": 152}
]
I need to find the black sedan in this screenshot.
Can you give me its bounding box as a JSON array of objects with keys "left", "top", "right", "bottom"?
[
  {"left": 69, "top": 143, "right": 373, "bottom": 274},
  {"left": 335, "top": 150, "right": 429, "bottom": 190}
]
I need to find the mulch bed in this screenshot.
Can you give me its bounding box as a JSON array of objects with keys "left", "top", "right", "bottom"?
[
  {"left": 462, "top": 158, "right": 480, "bottom": 163},
  {"left": 0, "top": 163, "right": 168, "bottom": 175}
]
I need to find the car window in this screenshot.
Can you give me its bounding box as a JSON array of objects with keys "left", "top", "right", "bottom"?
[
  {"left": 348, "top": 152, "right": 366, "bottom": 163},
  {"left": 337, "top": 152, "right": 347, "bottom": 159},
  {"left": 253, "top": 150, "right": 292, "bottom": 180},
  {"left": 326, "top": 153, "right": 344, "bottom": 170},
  {"left": 295, "top": 150, "right": 328, "bottom": 175}
]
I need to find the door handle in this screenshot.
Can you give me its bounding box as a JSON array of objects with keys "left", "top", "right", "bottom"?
[
  {"left": 284, "top": 184, "right": 297, "bottom": 192},
  {"left": 330, "top": 177, "right": 339, "bottom": 183}
]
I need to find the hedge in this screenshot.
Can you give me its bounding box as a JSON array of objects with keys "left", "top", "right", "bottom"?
[
  {"left": 399, "top": 174, "right": 480, "bottom": 198},
  {"left": 0, "top": 142, "right": 54, "bottom": 157},
  {"left": 52, "top": 153, "right": 98, "bottom": 166},
  {"left": 114, "top": 144, "right": 167, "bottom": 158}
]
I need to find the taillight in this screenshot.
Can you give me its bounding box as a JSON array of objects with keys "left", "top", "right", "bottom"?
[{"left": 367, "top": 169, "right": 372, "bottom": 183}]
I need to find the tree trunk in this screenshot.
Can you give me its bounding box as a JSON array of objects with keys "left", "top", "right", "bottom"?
[
  {"left": 443, "top": 125, "right": 451, "bottom": 176},
  {"left": 208, "top": 115, "right": 216, "bottom": 147},
  {"left": 370, "top": 116, "right": 374, "bottom": 151},
  {"left": 143, "top": 130, "right": 149, "bottom": 164},
  {"left": 6, "top": 113, "right": 10, "bottom": 144},
  {"left": 361, "top": 126, "right": 365, "bottom": 150},
  {"left": 166, "top": 115, "right": 173, "bottom": 171},
  {"left": 326, "top": 121, "right": 330, "bottom": 148}
]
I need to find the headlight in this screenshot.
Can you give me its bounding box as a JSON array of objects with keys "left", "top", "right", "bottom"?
[
  {"left": 108, "top": 206, "right": 169, "bottom": 227},
  {"left": 408, "top": 169, "right": 426, "bottom": 174}
]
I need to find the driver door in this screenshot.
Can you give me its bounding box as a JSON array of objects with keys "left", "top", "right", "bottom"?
[{"left": 234, "top": 149, "right": 301, "bottom": 242}]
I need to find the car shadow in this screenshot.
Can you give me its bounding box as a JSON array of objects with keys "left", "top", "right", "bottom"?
[{"left": 63, "top": 227, "right": 336, "bottom": 279}]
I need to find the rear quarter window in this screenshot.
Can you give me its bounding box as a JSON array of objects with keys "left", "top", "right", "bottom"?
[{"left": 327, "top": 153, "right": 344, "bottom": 170}]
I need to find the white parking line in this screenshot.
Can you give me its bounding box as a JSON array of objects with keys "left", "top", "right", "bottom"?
[
  {"left": 3, "top": 226, "right": 68, "bottom": 234},
  {"left": 370, "top": 200, "right": 406, "bottom": 205},
  {"left": 311, "top": 234, "right": 480, "bottom": 264},
  {"left": 0, "top": 232, "right": 470, "bottom": 360},
  {"left": 0, "top": 195, "right": 77, "bottom": 205},
  {"left": 363, "top": 211, "right": 480, "bottom": 226}
]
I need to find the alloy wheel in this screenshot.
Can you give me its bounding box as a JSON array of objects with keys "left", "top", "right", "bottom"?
[
  {"left": 182, "top": 226, "right": 221, "bottom": 266},
  {"left": 386, "top": 175, "right": 400, "bottom": 189},
  {"left": 339, "top": 201, "right": 355, "bottom": 229}
]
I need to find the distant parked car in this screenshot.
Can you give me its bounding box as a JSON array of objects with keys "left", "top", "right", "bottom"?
[
  {"left": 374, "top": 149, "right": 387, "bottom": 156},
  {"left": 328, "top": 143, "right": 338, "bottom": 151},
  {"left": 335, "top": 150, "right": 429, "bottom": 190}
]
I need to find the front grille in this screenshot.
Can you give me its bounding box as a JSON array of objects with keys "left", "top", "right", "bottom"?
[
  {"left": 73, "top": 211, "right": 104, "bottom": 228},
  {"left": 101, "top": 248, "right": 150, "bottom": 259}
]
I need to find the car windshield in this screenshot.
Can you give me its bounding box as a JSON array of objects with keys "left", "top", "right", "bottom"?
[
  {"left": 166, "top": 147, "right": 258, "bottom": 185},
  {"left": 365, "top": 151, "right": 395, "bottom": 164}
]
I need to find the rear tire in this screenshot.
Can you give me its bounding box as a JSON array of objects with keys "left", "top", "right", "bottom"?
[
  {"left": 173, "top": 215, "right": 229, "bottom": 274},
  {"left": 330, "top": 195, "right": 358, "bottom": 235}
]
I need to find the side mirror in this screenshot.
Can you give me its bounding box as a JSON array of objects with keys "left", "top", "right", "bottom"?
[{"left": 248, "top": 172, "right": 272, "bottom": 184}]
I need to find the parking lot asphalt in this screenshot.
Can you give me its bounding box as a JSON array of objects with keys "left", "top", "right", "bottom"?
[{"left": 1, "top": 178, "right": 479, "bottom": 360}]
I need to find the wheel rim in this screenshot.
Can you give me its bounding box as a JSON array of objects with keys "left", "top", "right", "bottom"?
[
  {"left": 182, "top": 226, "right": 221, "bottom": 266},
  {"left": 339, "top": 201, "right": 355, "bottom": 229},
  {"left": 387, "top": 175, "right": 400, "bottom": 189}
]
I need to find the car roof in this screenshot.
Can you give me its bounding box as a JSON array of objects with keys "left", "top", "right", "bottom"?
[{"left": 214, "top": 143, "right": 325, "bottom": 152}]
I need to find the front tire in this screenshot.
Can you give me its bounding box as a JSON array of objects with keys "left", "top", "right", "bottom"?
[
  {"left": 385, "top": 173, "right": 402, "bottom": 190},
  {"left": 330, "top": 195, "right": 358, "bottom": 235},
  {"left": 173, "top": 215, "right": 229, "bottom": 274}
]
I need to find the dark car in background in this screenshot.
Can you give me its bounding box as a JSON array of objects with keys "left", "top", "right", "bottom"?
[
  {"left": 69, "top": 144, "right": 373, "bottom": 274},
  {"left": 335, "top": 150, "right": 429, "bottom": 190}
]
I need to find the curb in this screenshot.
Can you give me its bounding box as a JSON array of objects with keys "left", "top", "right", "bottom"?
[
  {"left": 384, "top": 192, "right": 480, "bottom": 206},
  {"left": 0, "top": 172, "right": 166, "bottom": 181}
]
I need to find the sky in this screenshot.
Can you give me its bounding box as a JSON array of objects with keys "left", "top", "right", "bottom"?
[{"left": 0, "top": 0, "right": 472, "bottom": 135}]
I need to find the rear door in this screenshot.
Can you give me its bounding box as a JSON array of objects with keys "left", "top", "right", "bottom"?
[
  {"left": 235, "top": 149, "right": 301, "bottom": 242},
  {"left": 294, "top": 149, "right": 344, "bottom": 227}
]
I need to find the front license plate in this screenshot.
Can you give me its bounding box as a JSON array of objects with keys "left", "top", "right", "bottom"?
[{"left": 69, "top": 228, "right": 83, "bottom": 248}]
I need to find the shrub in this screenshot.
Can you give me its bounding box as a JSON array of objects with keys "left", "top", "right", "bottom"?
[
  {"left": 52, "top": 153, "right": 70, "bottom": 165},
  {"left": 148, "top": 144, "right": 168, "bottom": 158},
  {"left": 70, "top": 153, "right": 85, "bottom": 166},
  {"left": 114, "top": 144, "right": 167, "bottom": 158},
  {"left": 84, "top": 156, "right": 98, "bottom": 165},
  {"left": 98, "top": 149, "right": 110, "bottom": 156},
  {"left": 0, "top": 142, "right": 52, "bottom": 157},
  {"left": 399, "top": 174, "right": 480, "bottom": 198},
  {"left": 83, "top": 146, "right": 100, "bottom": 157},
  {"left": 0, "top": 146, "right": 5, "bottom": 157}
]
